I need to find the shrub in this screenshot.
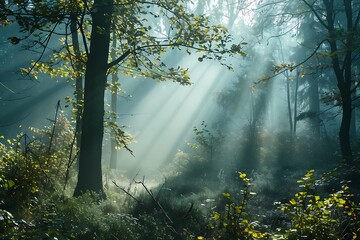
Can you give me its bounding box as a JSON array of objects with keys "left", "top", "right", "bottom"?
[
  {"left": 203, "top": 172, "right": 268, "bottom": 239},
  {"left": 197, "top": 169, "right": 360, "bottom": 240},
  {"left": 0, "top": 113, "right": 77, "bottom": 215},
  {"left": 276, "top": 170, "right": 360, "bottom": 240}
]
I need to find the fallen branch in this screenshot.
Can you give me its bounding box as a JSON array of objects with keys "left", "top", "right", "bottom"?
[
  {"left": 112, "top": 180, "right": 142, "bottom": 205},
  {"left": 134, "top": 177, "right": 174, "bottom": 225}
]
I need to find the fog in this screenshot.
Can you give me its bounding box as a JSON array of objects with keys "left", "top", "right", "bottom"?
[
  {"left": 1, "top": 0, "right": 357, "bottom": 181},
  {"left": 2, "top": 1, "right": 360, "bottom": 238}
]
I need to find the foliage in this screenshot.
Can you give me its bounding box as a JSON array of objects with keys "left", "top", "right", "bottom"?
[
  {"left": 128, "top": 177, "right": 209, "bottom": 240},
  {"left": 194, "top": 169, "right": 360, "bottom": 240},
  {"left": 0, "top": 187, "right": 200, "bottom": 240},
  {"left": 0, "top": 113, "right": 77, "bottom": 215},
  {"left": 104, "top": 112, "right": 134, "bottom": 153},
  {"left": 202, "top": 172, "right": 268, "bottom": 239},
  {"left": 276, "top": 170, "right": 360, "bottom": 240},
  {"left": 1, "top": 193, "right": 142, "bottom": 240}
]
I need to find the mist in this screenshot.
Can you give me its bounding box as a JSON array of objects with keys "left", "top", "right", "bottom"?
[{"left": 1, "top": 0, "right": 360, "bottom": 239}]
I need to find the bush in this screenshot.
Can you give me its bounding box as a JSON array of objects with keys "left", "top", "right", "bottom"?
[
  {"left": 203, "top": 172, "right": 268, "bottom": 239},
  {"left": 276, "top": 170, "right": 360, "bottom": 240},
  {"left": 197, "top": 170, "right": 360, "bottom": 240},
  {"left": 0, "top": 114, "right": 77, "bottom": 215}
]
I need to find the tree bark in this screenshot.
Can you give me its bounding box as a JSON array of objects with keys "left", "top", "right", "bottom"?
[
  {"left": 339, "top": 88, "right": 352, "bottom": 162},
  {"left": 286, "top": 72, "right": 293, "bottom": 135},
  {"left": 74, "top": 0, "right": 113, "bottom": 197},
  {"left": 110, "top": 32, "right": 118, "bottom": 169},
  {"left": 293, "top": 71, "right": 299, "bottom": 136},
  {"left": 308, "top": 76, "right": 320, "bottom": 139},
  {"left": 70, "top": 13, "right": 83, "bottom": 155}
]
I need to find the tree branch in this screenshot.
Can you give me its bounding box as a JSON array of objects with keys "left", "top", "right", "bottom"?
[
  {"left": 257, "top": 39, "right": 327, "bottom": 83},
  {"left": 107, "top": 49, "right": 132, "bottom": 68},
  {"left": 25, "top": 22, "right": 59, "bottom": 77},
  {"left": 354, "top": 6, "right": 360, "bottom": 27},
  {"left": 112, "top": 180, "right": 142, "bottom": 204},
  {"left": 302, "top": 0, "right": 329, "bottom": 29}
]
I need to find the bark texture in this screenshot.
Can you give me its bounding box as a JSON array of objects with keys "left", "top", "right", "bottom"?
[{"left": 74, "top": 0, "right": 114, "bottom": 197}]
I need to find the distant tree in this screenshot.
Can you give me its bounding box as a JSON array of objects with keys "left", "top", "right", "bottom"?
[
  {"left": 253, "top": 0, "right": 360, "bottom": 163},
  {"left": 109, "top": 31, "right": 118, "bottom": 170}
]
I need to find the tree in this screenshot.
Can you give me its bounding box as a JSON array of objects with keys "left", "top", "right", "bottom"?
[
  {"left": 1, "top": 0, "right": 243, "bottom": 197},
  {"left": 109, "top": 31, "right": 119, "bottom": 170},
  {"left": 251, "top": 0, "right": 359, "bottom": 163},
  {"left": 302, "top": 0, "right": 360, "bottom": 163},
  {"left": 73, "top": 0, "right": 113, "bottom": 197},
  {"left": 74, "top": 0, "right": 243, "bottom": 197}
]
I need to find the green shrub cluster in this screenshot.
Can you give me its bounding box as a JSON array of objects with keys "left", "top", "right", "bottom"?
[
  {"left": 1, "top": 193, "right": 139, "bottom": 239},
  {"left": 276, "top": 170, "right": 360, "bottom": 240},
  {"left": 0, "top": 114, "right": 76, "bottom": 215},
  {"left": 198, "top": 170, "right": 360, "bottom": 240},
  {"left": 202, "top": 172, "right": 268, "bottom": 240}
]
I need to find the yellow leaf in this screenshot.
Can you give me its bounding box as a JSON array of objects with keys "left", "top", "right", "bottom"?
[
  {"left": 222, "top": 193, "right": 231, "bottom": 198},
  {"left": 213, "top": 213, "right": 220, "bottom": 220},
  {"left": 289, "top": 199, "right": 296, "bottom": 205}
]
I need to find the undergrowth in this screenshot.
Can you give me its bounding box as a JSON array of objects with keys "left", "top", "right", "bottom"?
[{"left": 1, "top": 117, "right": 360, "bottom": 239}]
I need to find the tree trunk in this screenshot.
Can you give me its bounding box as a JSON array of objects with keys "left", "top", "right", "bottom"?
[
  {"left": 350, "top": 107, "right": 356, "bottom": 139},
  {"left": 340, "top": 89, "right": 352, "bottom": 162},
  {"left": 286, "top": 73, "right": 293, "bottom": 135},
  {"left": 70, "top": 13, "right": 83, "bottom": 155},
  {"left": 110, "top": 32, "right": 118, "bottom": 169},
  {"left": 293, "top": 71, "right": 299, "bottom": 136},
  {"left": 308, "top": 76, "right": 320, "bottom": 139},
  {"left": 74, "top": 0, "right": 113, "bottom": 197}
]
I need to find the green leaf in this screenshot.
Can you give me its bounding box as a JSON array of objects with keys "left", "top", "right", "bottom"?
[{"left": 7, "top": 180, "right": 15, "bottom": 188}]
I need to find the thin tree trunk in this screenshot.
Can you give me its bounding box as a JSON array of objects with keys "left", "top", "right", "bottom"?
[
  {"left": 350, "top": 107, "right": 356, "bottom": 139},
  {"left": 110, "top": 32, "right": 118, "bottom": 169},
  {"left": 278, "top": 38, "right": 293, "bottom": 135},
  {"left": 286, "top": 73, "right": 293, "bottom": 135},
  {"left": 74, "top": 0, "right": 114, "bottom": 197},
  {"left": 293, "top": 71, "right": 299, "bottom": 136},
  {"left": 340, "top": 90, "right": 352, "bottom": 162},
  {"left": 308, "top": 76, "right": 320, "bottom": 139},
  {"left": 70, "top": 13, "right": 83, "bottom": 154}
]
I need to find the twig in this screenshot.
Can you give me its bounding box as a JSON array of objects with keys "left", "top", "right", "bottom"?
[
  {"left": 63, "top": 129, "right": 79, "bottom": 192},
  {"left": 134, "top": 177, "right": 174, "bottom": 225},
  {"left": 25, "top": 22, "right": 59, "bottom": 78},
  {"left": 112, "top": 180, "right": 142, "bottom": 205},
  {"left": 48, "top": 100, "right": 61, "bottom": 154}
]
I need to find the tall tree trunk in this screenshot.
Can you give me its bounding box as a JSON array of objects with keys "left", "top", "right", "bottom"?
[
  {"left": 74, "top": 0, "right": 113, "bottom": 197},
  {"left": 350, "top": 106, "right": 356, "bottom": 139},
  {"left": 293, "top": 71, "right": 299, "bottom": 136},
  {"left": 339, "top": 89, "right": 352, "bottom": 162},
  {"left": 308, "top": 76, "right": 320, "bottom": 139},
  {"left": 286, "top": 73, "right": 293, "bottom": 135},
  {"left": 70, "top": 13, "right": 83, "bottom": 154},
  {"left": 110, "top": 32, "right": 118, "bottom": 169}
]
